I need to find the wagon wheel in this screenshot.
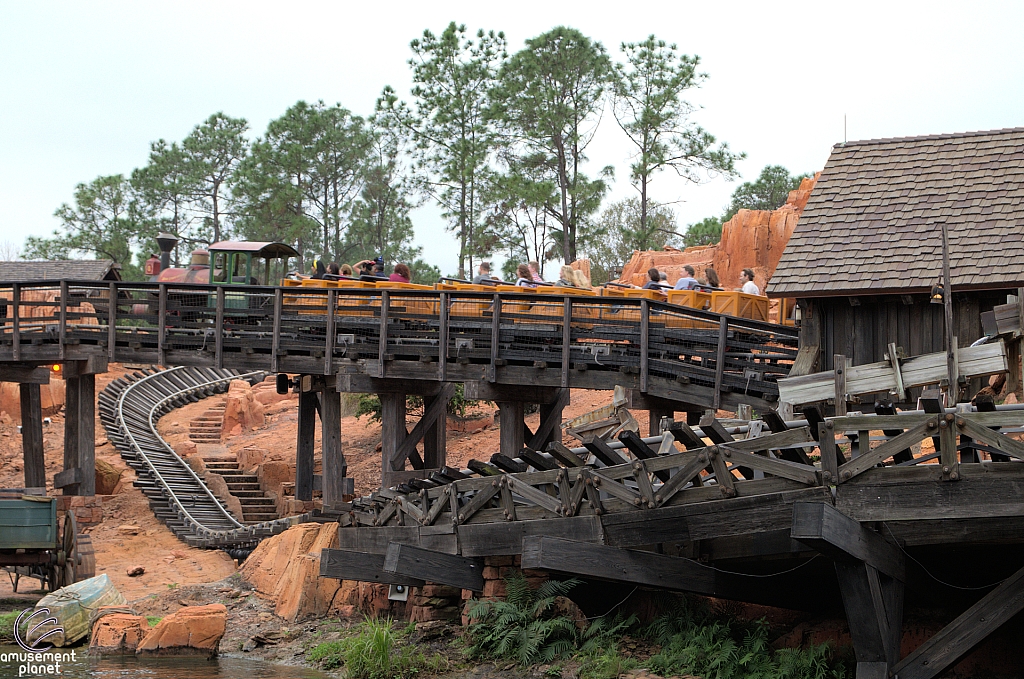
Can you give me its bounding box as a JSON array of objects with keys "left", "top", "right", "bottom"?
[{"left": 60, "top": 511, "right": 77, "bottom": 588}]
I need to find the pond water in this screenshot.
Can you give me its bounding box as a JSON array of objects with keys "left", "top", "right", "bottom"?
[{"left": 0, "top": 646, "right": 330, "bottom": 679}]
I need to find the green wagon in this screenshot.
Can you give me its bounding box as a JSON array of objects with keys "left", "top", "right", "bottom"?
[{"left": 0, "top": 489, "right": 95, "bottom": 592}]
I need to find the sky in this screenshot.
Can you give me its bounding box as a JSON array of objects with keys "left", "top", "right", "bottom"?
[{"left": 1, "top": 1, "right": 1022, "bottom": 275}]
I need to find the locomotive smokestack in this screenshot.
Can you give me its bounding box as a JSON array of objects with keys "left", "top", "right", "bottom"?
[{"left": 156, "top": 233, "right": 178, "bottom": 271}]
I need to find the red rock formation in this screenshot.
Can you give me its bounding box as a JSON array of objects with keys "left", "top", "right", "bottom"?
[
  {"left": 617, "top": 173, "right": 820, "bottom": 292},
  {"left": 90, "top": 612, "right": 148, "bottom": 655},
  {"left": 135, "top": 603, "right": 227, "bottom": 658},
  {"left": 0, "top": 378, "right": 66, "bottom": 418},
  {"left": 221, "top": 380, "right": 265, "bottom": 438}
]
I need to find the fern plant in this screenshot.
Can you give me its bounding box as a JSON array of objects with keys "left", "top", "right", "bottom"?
[{"left": 466, "top": 573, "right": 583, "bottom": 665}]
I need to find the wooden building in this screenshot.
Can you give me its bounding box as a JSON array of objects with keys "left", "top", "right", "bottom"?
[
  {"left": 0, "top": 260, "right": 121, "bottom": 282},
  {"left": 769, "top": 127, "right": 1024, "bottom": 395}
]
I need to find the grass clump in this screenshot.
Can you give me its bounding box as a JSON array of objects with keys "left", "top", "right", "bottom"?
[
  {"left": 0, "top": 611, "right": 19, "bottom": 643},
  {"left": 146, "top": 616, "right": 162, "bottom": 627},
  {"left": 307, "top": 617, "right": 446, "bottom": 678}
]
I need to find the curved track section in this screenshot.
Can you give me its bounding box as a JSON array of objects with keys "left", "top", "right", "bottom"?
[{"left": 99, "top": 366, "right": 303, "bottom": 548}]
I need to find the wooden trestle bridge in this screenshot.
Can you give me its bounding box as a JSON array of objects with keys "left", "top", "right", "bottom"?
[{"left": 4, "top": 280, "right": 1024, "bottom": 679}]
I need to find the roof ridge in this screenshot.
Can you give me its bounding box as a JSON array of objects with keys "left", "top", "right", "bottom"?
[{"left": 833, "top": 126, "right": 1024, "bottom": 149}]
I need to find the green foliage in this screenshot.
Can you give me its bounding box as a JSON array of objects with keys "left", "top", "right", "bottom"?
[
  {"left": 24, "top": 174, "right": 154, "bottom": 280},
  {"left": 642, "top": 598, "right": 848, "bottom": 679},
  {"left": 465, "top": 573, "right": 583, "bottom": 665},
  {"left": 614, "top": 35, "right": 742, "bottom": 232},
  {"left": 355, "top": 382, "right": 481, "bottom": 423},
  {"left": 181, "top": 112, "right": 249, "bottom": 244},
  {"left": 489, "top": 26, "right": 614, "bottom": 264},
  {"left": 308, "top": 618, "right": 443, "bottom": 679},
  {"left": 146, "top": 616, "right": 162, "bottom": 627},
  {"left": 682, "top": 216, "right": 724, "bottom": 248},
  {"left": 584, "top": 197, "right": 680, "bottom": 282},
  {"left": 378, "top": 22, "right": 506, "bottom": 278},
  {"left": 0, "top": 611, "right": 19, "bottom": 643},
  {"left": 722, "top": 165, "right": 810, "bottom": 222}
]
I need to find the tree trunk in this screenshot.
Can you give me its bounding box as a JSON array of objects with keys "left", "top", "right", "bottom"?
[{"left": 555, "top": 137, "right": 572, "bottom": 264}]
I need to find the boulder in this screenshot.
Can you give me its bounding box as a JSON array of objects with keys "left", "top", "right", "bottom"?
[
  {"left": 202, "top": 472, "right": 245, "bottom": 522},
  {"left": 95, "top": 459, "right": 124, "bottom": 495},
  {"left": 222, "top": 380, "right": 265, "bottom": 437},
  {"left": 90, "top": 612, "right": 148, "bottom": 655},
  {"left": 0, "top": 378, "right": 66, "bottom": 418},
  {"left": 258, "top": 460, "right": 294, "bottom": 498},
  {"left": 136, "top": 603, "right": 227, "bottom": 658}
]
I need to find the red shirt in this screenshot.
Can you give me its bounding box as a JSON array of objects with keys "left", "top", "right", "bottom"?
[{"left": 389, "top": 273, "right": 410, "bottom": 283}]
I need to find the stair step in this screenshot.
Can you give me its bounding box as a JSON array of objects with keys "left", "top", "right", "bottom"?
[
  {"left": 230, "top": 490, "right": 266, "bottom": 498},
  {"left": 226, "top": 483, "right": 262, "bottom": 491}
]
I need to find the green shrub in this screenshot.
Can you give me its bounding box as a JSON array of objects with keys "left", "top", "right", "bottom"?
[
  {"left": 466, "top": 573, "right": 583, "bottom": 665},
  {"left": 146, "top": 616, "right": 162, "bottom": 627},
  {"left": 307, "top": 618, "right": 443, "bottom": 679},
  {"left": 308, "top": 639, "right": 347, "bottom": 671},
  {"left": 355, "top": 383, "right": 484, "bottom": 423},
  {"left": 0, "top": 611, "right": 19, "bottom": 643}
]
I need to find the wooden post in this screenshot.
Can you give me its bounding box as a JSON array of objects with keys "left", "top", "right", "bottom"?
[
  {"left": 11, "top": 282, "right": 20, "bottom": 361},
  {"left": 648, "top": 408, "right": 673, "bottom": 437},
  {"left": 295, "top": 388, "right": 317, "bottom": 502},
  {"left": 61, "top": 373, "right": 95, "bottom": 495},
  {"left": 107, "top": 281, "right": 116, "bottom": 361},
  {"left": 939, "top": 413, "right": 958, "bottom": 481},
  {"left": 214, "top": 286, "right": 225, "bottom": 369},
  {"left": 489, "top": 294, "right": 501, "bottom": 383},
  {"left": 378, "top": 290, "right": 390, "bottom": 378},
  {"left": 712, "top": 316, "right": 728, "bottom": 410},
  {"left": 438, "top": 291, "right": 448, "bottom": 381},
  {"left": 640, "top": 299, "right": 649, "bottom": 392},
  {"left": 941, "top": 221, "right": 957, "bottom": 397},
  {"left": 324, "top": 289, "right": 337, "bottom": 375},
  {"left": 271, "top": 288, "right": 282, "bottom": 373},
  {"left": 561, "top": 298, "right": 572, "bottom": 388},
  {"left": 834, "top": 353, "right": 848, "bottom": 417},
  {"left": 321, "top": 381, "right": 345, "bottom": 507},
  {"left": 536, "top": 390, "right": 570, "bottom": 449},
  {"left": 498, "top": 401, "right": 525, "bottom": 458},
  {"left": 19, "top": 383, "right": 44, "bottom": 489},
  {"left": 58, "top": 280, "right": 67, "bottom": 360},
  {"left": 381, "top": 392, "right": 407, "bottom": 486},
  {"left": 819, "top": 421, "right": 839, "bottom": 485},
  {"left": 422, "top": 389, "right": 447, "bottom": 469},
  {"left": 157, "top": 283, "right": 167, "bottom": 366},
  {"left": 63, "top": 375, "right": 80, "bottom": 495}
]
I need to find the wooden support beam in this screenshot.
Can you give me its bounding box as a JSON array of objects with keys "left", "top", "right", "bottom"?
[
  {"left": 320, "top": 548, "right": 425, "bottom": 586},
  {"left": 582, "top": 436, "right": 629, "bottom": 467},
  {"left": 19, "top": 383, "right": 44, "bottom": 489},
  {"left": 214, "top": 286, "right": 224, "bottom": 369},
  {"left": 834, "top": 353, "right": 848, "bottom": 416},
  {"left": 489, "top": 294, "right": 501, "bottom": 383},
  {"left": 712, "top": 316, "right": 728, "bottom": 410},
  {"left": 561, "top": 298, "right": 571, "bottom": 388},
  {"left": 464, "top": 382, "right": 563, "bottom": 403},
  {"left": 791, "top": 502, "right": 904, "bottom": 581},
  {"left": 761, "top": 410, "right": 812, "bottom": 465},
  {"left": 497, "top": 401, "right": 525, "bottom": 458},
  {"left": 381, "top": 393, "right": 407, "bottom": 486},
  {"left": 834, "top": 560, "right": 904, "bottom": 673},
  {"left": 521, "top": 536, "right": 817, "bottom": 610},
  {"left": 422, "top": 389, "right": 448, "bottom": 469},
  {"left": 0, "top": 365, "right": 50, "bottom": 384},
  {"left": 321, "top": 383, "right": 346, "bottom": 507},
  {"left": 390, "top": 384, "right": 456, "bottom": 471},
  {"left": 383, "top": 542, "right": 484, "bottom": 591},
  {"left": 531, "top": 388, "right": 570, "bottom": 451},
  {"left": 336, "top": 374, "right": 443, "bottom": 396},
  {"left": 295, "top": 390, "right": 317, "bottom": 502},
  {"left": 63, "top": 373, "right": 95, "bottom": 495},
  {"left": 378, "top": 290, "right": 390, "bottom": 378},
  {"left": 892, "top": 564, "right": 1024, "bottom": 679}
]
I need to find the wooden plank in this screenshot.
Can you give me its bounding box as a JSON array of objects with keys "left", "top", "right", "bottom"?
[
  {"left": 887, "top": 342, "right": 905, "bottom": 400},
  {"left": 547, "top": 441, "right": 586, "bottom": 467},
  {"left": 819, "top": 422, "right": 838, "bottom": 485},
  {"left": 214, "top": 286, "right": 224, "bottom": 369},
  {"left": 106, "top": 281, "right": 115, "bottom": 361},
  {"left": 790, "top": 343, "right": 820, "bottom": 377},
  {"left": 958, "top": 410, "right": 1024, "bottom": 427},
  {"left": 530, "top": 388, "right": 570, "bottom": 451},
  {"left": 830, "top": 414, "right": 931, "bottom": 430},
  {"left": 498, "top": 401, "right": 526, "bottom": 458},
  {"left": 712, "top": 316, "right": 728, "bottom": 410},
  {"left": 390, "top": 383, "right": 456, "bottom": 469},
  {"left": 12, "top": 282, "right": 20, "bottom": 361},
  {"left": 19, "top": 383, "right": 45, "bottom": 488},
  {"left": 383, "top": 542, "right": 484, "bottom": 591},
  {"left": 457, "top": 515, "right": 603, "bottom": 557},
  {"left": 53, "top": 467, "right": 83, "bottom": 489},
  {"left": 640, "top": 299, "right": 649, "bottom": 392},
  {"left": 378, "top": 290, "right": 389, "bottom": 378},
  {"left": 320, "top": 548, "right": 425, "bottom": 586},
  {"left": 583, "top": 436, "right": 629, "bottom": 467},
  {"left": 892, "top": 564, "right": 1024, "bottom": 679},
  {"left": 652, "top": 452, "right": 709, "bottom": 506},
  {"left": 955, "top": 416, "right": 1024, "bottom": 461},
  {"left": 335, "top": 526, "right": 423, "bottom": 554},
  {"left": 719, "top": 446, "right": 819, "bottom": 485},
  {"left": 324, "top": 288, "right": 337, "bottom": 375},
  {"left": 708, "top": 446, "right": 736, "bottom": 496},
  {"left": 791, "top": 502, "right": 904, "bottom": 581},
  {"left": 295, "top": 390, "right": 316, "bottom": 501},
  {"left": 78, "top": 373, "right": 95, "bottom": 496},
  {"left": 507, "top": 476, "right": 564, "bottom": 514},
  {"left": 561, "top": 298, "right": 571, "bottom": 388},
  {"left": 271, "top": 288, "right": 282, "bottom": 373},
  {"left": 489, "top": 294, "right": 500, "bottom": 383},
  {"left": 834, "top": 560, "right": 903, "bottom": 669},
  {"left": 837, "top": 419, "right": 933, "bottom": 482},
  {"left": 834, "top": 354, "right": 848, "bottom": 417},
  {"left": 438, "top": 291, "right": 449, "bottom": 381},
  {"left": 58, "top": 280, "right": 67, "bottom": 361},
  {"left": 0, "top": 365, "right": 50, "bottom": 384},
  {"left": 321, "top": 385, "right": 345, "bottom": 506}
]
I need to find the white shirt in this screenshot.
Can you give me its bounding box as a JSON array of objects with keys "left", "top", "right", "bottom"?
[{"left": 741, "top": 280, "right": 760, "bottom": 295}]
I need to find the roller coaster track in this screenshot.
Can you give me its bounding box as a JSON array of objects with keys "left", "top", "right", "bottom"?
[{"left": 98, "top": 366, "right": 305, "bottom": 548}]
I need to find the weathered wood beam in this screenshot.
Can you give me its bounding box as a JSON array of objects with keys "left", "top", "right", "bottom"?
[
  {"left": 791, "top": 502, "right": 904, "bottom": 581},
  {"left": 891, "top": 564, "right": 1024, "bottom": 679},
  {"left": 464, "top": 381, "right": 563, "bottom": 403},
  {"left": 521, "top": 536, "right": 816, "bottom": 610},
  {"left": 457, "top": 515, "right": 603, "bottom": 557},
  {"left": 336, "top": 374, "right": 444, "bottom": 396},
  {"left": 389, "top": 383, "right": 456, "bottom": 470},
  {"left": 497, "top": 401, "right": 525, "bottom": 458},
  {"left": 383, "top": 542, "right": 484, "bottom": 591},
  {"left": 321, "top": 383, "right": 346, "bottom": 506},
  {"left": 19, "top": 383, "right": 44, "bottom": 489},
  {"left": 530, "top": 388, "right": 570, "bottom": 451},
  {"left": 295, "top": 390, "right": 317, "bottom": 501},
  {"left": 0, "top": 365, "right": 50, "bottom": 384},
  {"left": 320, "top": 548, "right": 425, "bottom": 586},
  {"left": 63, "top": 373, "right": 95, "bottom": 495}
]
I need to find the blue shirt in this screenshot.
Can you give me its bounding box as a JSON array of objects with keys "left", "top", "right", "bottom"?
[{"left": 674, "top": 276, "right": 699, "bottom": 290}]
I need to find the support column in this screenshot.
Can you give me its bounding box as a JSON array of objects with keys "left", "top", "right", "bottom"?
[
  {"left": 648, "top": 407, "right": 673, "bottom": 437},
  {"left": 537, "top": 392, "right": 568, "bottom": 449},
  {"left": 381, "top": 393, "right": 407, "bottom": 488},
  {"left": 295, "top": 390, "right": 317, "bottom": 502},
  {"left": 19, "top": 383, "right": 44, "bottom": 489},
  {"left": 497, "top": 401, "right": 525, "bottom": 458},
  {"left": 321, "top": 382, "right": 345, "bottom": 507},
  {"left": 62, "top": 373, "right": 95, "bottom": 496},
  {"left": 422, "top": 390, "right": 447, "bottom": 469}
]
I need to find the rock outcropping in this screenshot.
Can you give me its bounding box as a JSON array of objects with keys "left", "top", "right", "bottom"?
[
  {"left": 134, "top": 603, "right": 227, "bottom": 658},
  {"left": 89, "top": 611, "right": 148, "bottom": 655}
]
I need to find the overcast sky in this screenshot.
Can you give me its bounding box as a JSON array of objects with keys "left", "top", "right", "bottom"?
[{"left": 2, "top": 1, "right": 1022, "bottom": 274}]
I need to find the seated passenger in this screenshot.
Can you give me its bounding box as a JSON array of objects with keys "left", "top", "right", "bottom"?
[
  {"left": 472, "top": 261, "right": 492, "bottom": 285},
  {"left": 642, "top": 267, "right": 662, "bottom": 290},
  {"left": 389, "top": 263, "right": 411, "bottom": 283},
  {"left": 515, "top": 264, "right": 537, "bottom": 288},
  {"left": 673, "top": 265, "right": 699, "bottom": 290},
  {"left": 739, "top": 268, "right": 760, "bottom": 295},
  {"left": 557, "top": 265, "right": 577, "bottom": 287}
]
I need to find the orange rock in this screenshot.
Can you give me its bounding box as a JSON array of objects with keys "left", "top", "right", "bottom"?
[
  {"left": 221, "top": 380, "right": 265, "bottom": 439},
  {"left": 258, "top": 460, "right": 295, "bottom": 499},
  {"left": 90, "top": 612, "right": 148, "bottom": 655},
  {"left": 95, "top": 459, "right": 124, "bottom": 495},
  {"left": 0, "top": 378, "right": 66, "bottom": 418},
  {"left": 136, "top": 603, "right": 227, "bottom": 658}
]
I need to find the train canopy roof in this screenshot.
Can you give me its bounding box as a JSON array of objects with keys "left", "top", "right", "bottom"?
[{"left": 207, "top": 241, "right": 300, "bottom": 258}]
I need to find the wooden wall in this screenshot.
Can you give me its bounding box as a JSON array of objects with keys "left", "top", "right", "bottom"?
[{"left": 799, "top": 290, "right": 1010, "bottom": 372}]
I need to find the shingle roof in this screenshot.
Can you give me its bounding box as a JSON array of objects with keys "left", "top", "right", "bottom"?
[
  {"left": 0, "top": 260, "right": 120, "bottom": 282},
  {"left": 768, "top": 127, "right": 1024, "bottom": 298}
]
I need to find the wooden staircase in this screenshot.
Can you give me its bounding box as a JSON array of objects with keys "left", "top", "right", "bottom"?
[{"left": 189, "top": 399, "right": 226, "bottom": 443}]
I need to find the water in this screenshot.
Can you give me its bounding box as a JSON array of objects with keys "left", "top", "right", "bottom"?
[{"left": 0, "top": 646, "right": 330, "bottom": 679}]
